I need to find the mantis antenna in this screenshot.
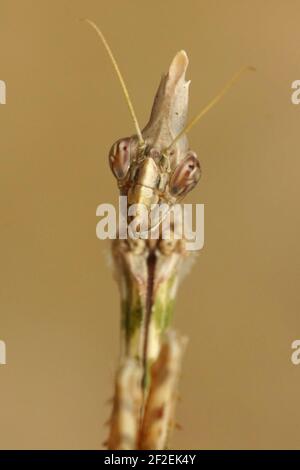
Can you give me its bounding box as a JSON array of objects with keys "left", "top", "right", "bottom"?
[
  {"left": 165, "top": 65, "right": 255, "bottom": 152},
  {"left": 82, "top": 19, "right": 144, "bottom": 146}
]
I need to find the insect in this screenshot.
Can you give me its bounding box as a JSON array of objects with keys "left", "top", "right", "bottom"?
[
  {"left": 83, "top": 19, "right": 253, "bottom": 449},
  {"left": 84, "top": 20, "right": 252, "bottom": 226}
]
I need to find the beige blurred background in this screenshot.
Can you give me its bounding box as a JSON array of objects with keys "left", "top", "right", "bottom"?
[{"left": 0, "top": 0, "right": 300, "bottom": 449}]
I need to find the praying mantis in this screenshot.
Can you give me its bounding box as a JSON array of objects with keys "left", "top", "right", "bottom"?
[{"left": 83, "top": 19, "right": 253, "bottom": 449}]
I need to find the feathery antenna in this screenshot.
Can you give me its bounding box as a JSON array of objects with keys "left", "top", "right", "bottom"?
[
  {"left": 82, "top": 19, "right": 144, "bottom": 145},
  {"left": 165, "top": 65, "right": 255, "bottom": 151}
]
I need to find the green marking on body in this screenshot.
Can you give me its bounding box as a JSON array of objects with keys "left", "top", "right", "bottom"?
[{"left": 153, "top": 274, "right": 176, "bottom": 333}]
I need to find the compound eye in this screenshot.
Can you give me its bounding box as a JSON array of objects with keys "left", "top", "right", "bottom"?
[
  {"left": 109, "top": 138, "right": 131, "bottom": 180},
  {"left": 169, "top": 151, "right": 201, "bottom": 197}
]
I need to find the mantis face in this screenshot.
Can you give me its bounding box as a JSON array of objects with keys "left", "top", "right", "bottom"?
[
  {"left": 107, "top": 48, "right": 202, "bottom": 224},
  {"left": 109, "top": 137, "right": 201, "bottom": 214}
]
